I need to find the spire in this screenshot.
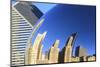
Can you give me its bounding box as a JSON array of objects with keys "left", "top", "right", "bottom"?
[
  {"left": 65, "top": 33, "right": 77, "bottom": 46},
  {"left": 41, "top": 31, "right": 47, "bottom": 41},
  {"left": 28, "top": 18, "right": 45, "bottom": 47},
  {"left": 53, "top": 40, "right": 60, "bottom": 47}
]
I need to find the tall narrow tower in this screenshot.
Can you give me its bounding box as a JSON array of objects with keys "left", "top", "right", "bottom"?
[
  {"left": 59, "top": 33, "right": 77, "bottom": 63},
  {"left": 75, "top": 45, "right": 87, "bottom": 61},
  {"left": 25, "top": 18, "right": 44, "bottom": 65},
  {"left": 75, "top": 46, "right": 87, "bottom": 57},
  {"left": 28, "top": 32, "right": 47, "bottom": 64},
  {"left": 48, "top": 40, "right": 60, "bottom": 63}
]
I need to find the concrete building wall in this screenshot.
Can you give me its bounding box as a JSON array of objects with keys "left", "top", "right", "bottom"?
[{"left": 11, "top": 6, "right": 33, "bottom": 66}]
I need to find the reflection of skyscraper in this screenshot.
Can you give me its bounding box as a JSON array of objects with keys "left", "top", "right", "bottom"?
[
  {"left": 11, "top": 2, "right": 43, "bottom": 66},
  {"left": 28, "top": 32, "right": 47, "bottom": 64},
  {"left": 59, "top": 33, "right": 77, "bottom": 63},
  {"left": 75, "top": 46, "right": 87, "bottom": 57},
  {"left": 25, "top": 18, "right": 44, "bottom": 65},
  {"left": 48, "top": 40, "right": 60, "bottom": 63},
  {"left": 75, "top": 46, "right": 87, "bottom": 62}
]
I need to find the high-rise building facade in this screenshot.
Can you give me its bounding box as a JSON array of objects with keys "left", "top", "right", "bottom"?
[
  {"left": 11, "top": 2, "right": 43, "bottom": 66},
  {"left": 59, "top": 33, "right": 77, "bottom": 63},
  {"left": 25, "top": 18, "right": 45, "bottom": 65},
  {"left": 75, "top": 46, "right": 87, "bottom": 57},
  {"left": 28, "top": 32, "right": 47, "bottom": 64},
  {"left": 75, "top": 46, "right": 87, "bottom": 62},
  {"left": 48, "top": 40, "right": 60, "bottom": 63}
]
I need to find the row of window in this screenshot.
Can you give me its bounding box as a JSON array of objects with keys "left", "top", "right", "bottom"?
[{"left": 11, "top": 7, "right": 33, "bottom": 65}]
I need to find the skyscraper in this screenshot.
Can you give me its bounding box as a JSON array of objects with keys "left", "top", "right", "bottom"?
[
  {"left": 75, "top": 46, "right": 87, "bottom": 57},
  {"left": 11, "top": 2, "right": 43, "bottom": 66},
  {"left": 28, "top": 32, "right": 47, "bottom": 64},
  {"left": 25, "top": 18, "right": 45, "bottom": 65},
  {"left": 75, "top": 46, "right": 87, "bottom": 62},
  {"left": 48, "top": 40, "right": 60, "bottom": 63},
  {"left": 59, "top": 33, "right": 77, "bottom": 63}
]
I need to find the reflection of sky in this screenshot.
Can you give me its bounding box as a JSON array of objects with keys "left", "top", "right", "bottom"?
[
  {"left": 11, "top": 1, "right": 57, "bottom": 14},
  {"left": 33, "top": 3, "right": 57, "bottom": 14},
  {"left": 32, "top": 3, "right": 96, "bottom": 56}
]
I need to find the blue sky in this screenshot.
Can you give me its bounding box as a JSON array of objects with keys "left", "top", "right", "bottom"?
[
  {"left": 33, "top": 3, "right": 57, "bottom": 14},
  {"left": 32, "top": 3, "right": 96, "bottom": 56},
  {"left": 12, "top": 0, "right": 57, "bottom": 14}
]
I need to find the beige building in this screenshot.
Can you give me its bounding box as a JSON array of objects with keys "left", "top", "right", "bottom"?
[
  {"left": 28, "top": 32, "right": 47, "bottom": 64},
  {"left": 25, "top": 18, "right": 45, "bottom": 65},
  {"left": 59, "top": 33, "right": 76, "bottom": 63},
  {"left": 71, "top": 57, "right": 80, "bottom": 62},
  {"left": 87, "top": 55, "right": 96, "bottom": 61},
  {"left": 48, "top": 40, "right": 60, "bottom": 63},
  {"left": 75, "top": 46, "right": 87, "bottom": 57},
  {"left": 64, "top": 36, "right": 74, "bottom": 62},
  {"left": 64, "top": 33, "right": 76, "bottom": 62},
  {"left": 79, "top": 56, "right": 87, "bottom": 62},
  {"left": 36, "top": 54, "right": 49, "bottom": 64}
]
